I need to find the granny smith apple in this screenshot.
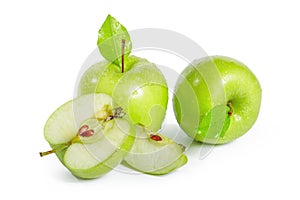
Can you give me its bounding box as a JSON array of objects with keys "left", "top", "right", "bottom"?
[
  {"left": 78, "top": 15, "right": 168, "bottom": 131},
  {"left": 173, "top": 56, "right": 262, "bottom": 144},
  {"left": 40, "top": 93, "right": 135, "bottom": 179},
  {"left": 78, "top": 56, "right": 168, "bottom": 131}
]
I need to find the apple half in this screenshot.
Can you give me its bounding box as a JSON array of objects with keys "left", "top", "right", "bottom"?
[{"left": 40, "top": 93, "right": 135, "bottom": 179}]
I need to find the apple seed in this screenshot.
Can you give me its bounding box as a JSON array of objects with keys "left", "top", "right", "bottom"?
[
  {"left": 78, "top": 125, "right": 89, "bottom": 135},
  {"left": 150, "top": 134, "right": 162, "bottom": 141},
  {"left": 78, "top": 125, "right": 94, "bottom": 137}
]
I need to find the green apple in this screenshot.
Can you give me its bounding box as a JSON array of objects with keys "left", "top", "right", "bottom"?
[
  {"left": 123, "top": 125, "right": 187, "bottom": 175},
  {"left": 78, "top": 56, "right": 168, "bottom": 131},
  {"left": 78, "top": 15, "right": 168, "bottom": 131},
  {"left": 173, "top": 56, "right": 262, "bottom": 144},
  {"left": 40, "top": 93, "right": 135, "bottom": 179}
]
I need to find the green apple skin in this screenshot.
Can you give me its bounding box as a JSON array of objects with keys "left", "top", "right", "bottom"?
[
  {"left": 123, "top": 154, "right": 187, "bottom": 175},
  {"left": 78, "top": 56, "right": 168, "bottom": 131},
  {"left": 173, "top": 56, "right": 262, "bottom": 144}
]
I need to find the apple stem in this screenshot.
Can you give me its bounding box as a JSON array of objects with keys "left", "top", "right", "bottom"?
[
  {"left": 121, "top": 39, "right": 125, "bottom": 73},
  {"left": 227, "top": 101, "right": 233, "bottom": 116},
  {"left": 39, "top": 149, "right": 56, "bottom": 157},
  {"left": 39, "top": 145, "right": 68, "bottom": 157}
]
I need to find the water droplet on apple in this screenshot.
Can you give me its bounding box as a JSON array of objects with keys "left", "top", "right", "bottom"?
[
  {"left": 193, "top": 78, "right": 200, "bottom": 86},
  {"left": 91, "top": 78, "right": 98, "bottom": 83},
  {"left": 132, "top": 88, "right": 143, "bottom": 97},
  {"left": 235, "top": 115, "right": 241, "bottom": 121},
  {"left": 114, "top": 21, "right": 121, "bottom": 29},
  {"left": 98, "top": 30, "right": 105, "bottom": 38},
  {"left": 133, "top": 90, "right": 138, "bottom": 95}
]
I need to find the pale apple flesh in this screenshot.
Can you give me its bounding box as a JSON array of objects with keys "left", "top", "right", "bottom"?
[
  {"left": 123, "top": 125, "right": 187, "bottom": 175},
  {"left": 173, "top": 56, "right": 262, "bottom": 144},
  {"left": 78, "top": 56, "right": 168, "bottom": 131},
  {"left": 42, "top": 93, "right": 135, "bottom": 179}
]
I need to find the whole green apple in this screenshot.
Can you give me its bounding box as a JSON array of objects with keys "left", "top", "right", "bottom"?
[
  {"left": 173, "top": 56, "right": 262, "bottom": 144},
  {"left": 78, "top": 55, "right": 168, "bottom": 131}
]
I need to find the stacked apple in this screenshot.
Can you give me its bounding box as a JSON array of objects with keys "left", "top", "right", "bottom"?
[{"left": 40, "top": 15, "right": 261, "bottom": 179}]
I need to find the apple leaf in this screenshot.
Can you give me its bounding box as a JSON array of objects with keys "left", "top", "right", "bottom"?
[
  {"left": 195, "top": 105, "right": 231, "bottom": 141},
  {"left": 97, "top": 14, "right": 132, "bottom": 67}
]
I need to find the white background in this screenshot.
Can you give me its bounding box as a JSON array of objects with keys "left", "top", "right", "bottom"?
[{"left": 1, "top": 0, "right": 299, "bottom": 199}]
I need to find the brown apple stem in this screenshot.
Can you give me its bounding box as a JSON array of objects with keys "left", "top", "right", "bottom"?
[
  {"left": 39, "top": 149, "right": 56, "bottom": 157},
  {"left": 227, "top": 101, "right": 233, "bottom": 116},
  {"left": 39, "top": 145, "right": 68, "bottom": 157},
  {"left": 121, "top": 39, "right": 125, "bottom": 73}
]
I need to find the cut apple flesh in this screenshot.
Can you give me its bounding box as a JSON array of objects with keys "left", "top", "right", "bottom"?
[
  {"left": 44, "top": 93, "right": 112, "bottom": 145},
  {"left": 65, "top": 119, "right": 131, "bottom": 169},
  {"left": 123, "top": 126, "right": 187, "bottom": 175},
  {"left": 64, "top": 119, "right": 132, "bottom": 177},
  {"left": 43, "top": 93, "right": 134, "bottom": 179}
]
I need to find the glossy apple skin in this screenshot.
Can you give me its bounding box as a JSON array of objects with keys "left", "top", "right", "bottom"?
[
  {"left": 78, "top": 56, "right": 168, "bottom": 131},
  {"left": 173, "top": 56, "right": 262, "bottom": 144}
]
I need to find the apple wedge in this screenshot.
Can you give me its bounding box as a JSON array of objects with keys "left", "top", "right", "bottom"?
[
  {"left": 40, "top": 93, "right": 135, "bottom": 179},
  {"left": 123, "top": 125, "right": 187, "bottom": 175}
]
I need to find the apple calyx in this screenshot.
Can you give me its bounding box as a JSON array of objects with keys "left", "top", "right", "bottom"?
[
  {"left": 104, "top": 107, "right": 126, "bottom": 121},
  {"left": 95, "top": 105, "right": 126, "bottom": 121},
  {"left": 227, "top": 101, "right": 234, "bottom": 116}
]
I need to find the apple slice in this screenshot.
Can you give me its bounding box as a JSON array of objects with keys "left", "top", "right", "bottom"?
[
  {"left": 123, "top": 125, "right": 187, "bottom": 175},
  {"left": 40, "top": 93, "right": 135, "bottom": 179}
]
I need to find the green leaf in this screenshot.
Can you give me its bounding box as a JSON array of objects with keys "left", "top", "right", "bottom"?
[
  {"left": 97, "top": 14, "right": 132, "bottom": 68},
  {"left": 195, "top": 105, "right": 231, "bottom": 141}
]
